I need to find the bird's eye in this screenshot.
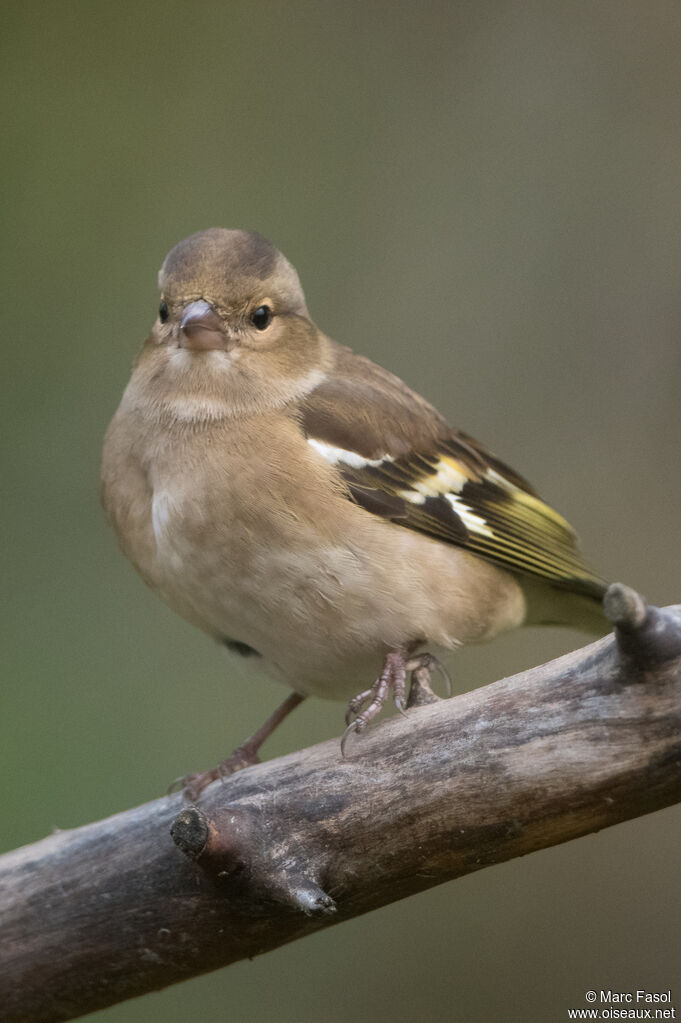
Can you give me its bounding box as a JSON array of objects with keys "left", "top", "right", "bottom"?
[
  {"left": 251, "top": 305, "right": 273, "bottom": 330},
  {"left": 159, "top": 300, "right": 169, "bottom": 323}
]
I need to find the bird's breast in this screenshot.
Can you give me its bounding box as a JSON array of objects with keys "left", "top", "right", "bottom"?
[{"left": 102, "top": 407, "right": 528, "bottom": 700}]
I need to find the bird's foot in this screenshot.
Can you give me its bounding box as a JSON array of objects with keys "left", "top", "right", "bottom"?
[
  {"left": 341, "top": 649, "right": 451, "bottom": 755},
  {"left": 168, "top": 691, "right": 306, "bottom": 803},
  {"left": 170, "top": 744, "right": 261, "bottom": 803}
]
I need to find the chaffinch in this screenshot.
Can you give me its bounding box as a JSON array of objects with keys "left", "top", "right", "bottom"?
[{"left": 101, "top": 228, "right": 607, "bottom": 795}]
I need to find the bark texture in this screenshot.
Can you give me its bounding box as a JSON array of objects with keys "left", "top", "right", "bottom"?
[{"left": 1, "top": 586, "right": 680, "bottom": 1023}]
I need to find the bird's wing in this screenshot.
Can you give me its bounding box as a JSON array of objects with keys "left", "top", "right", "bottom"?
[{"left": 298, "top": 342, "right": 606, "bottom": 599}]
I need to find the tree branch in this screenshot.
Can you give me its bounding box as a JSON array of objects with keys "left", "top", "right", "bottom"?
[{"left": 2, "top": 585, "right": 680, "bottom": 1023}]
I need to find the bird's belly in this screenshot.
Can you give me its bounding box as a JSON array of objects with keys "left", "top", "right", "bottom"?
[
  {"left": 143, "top": 481, "right": 526, "bottom": 701},
  {"left": 147, "top": 490, "right": 394, "bottom": 695}
]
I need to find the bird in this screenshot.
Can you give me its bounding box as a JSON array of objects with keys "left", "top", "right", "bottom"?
[{"left": 101, "top": 228, "right": 608, "bottom": 797}]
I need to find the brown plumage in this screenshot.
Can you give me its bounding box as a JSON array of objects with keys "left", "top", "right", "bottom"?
[{"left": 101, "top": 228, "right": 608, "bottom": 794}]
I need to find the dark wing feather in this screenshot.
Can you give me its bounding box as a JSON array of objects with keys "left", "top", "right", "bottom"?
[{"left": 299, "top": 341, "right": 606, "bottom": 599}]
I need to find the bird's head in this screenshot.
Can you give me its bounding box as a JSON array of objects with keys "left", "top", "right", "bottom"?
[{"left": 127, "top": 228, "right": 331, "bottom": 423}]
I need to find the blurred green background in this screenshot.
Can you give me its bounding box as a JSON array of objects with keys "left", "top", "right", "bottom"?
[{"left": 2, "top": 1, "right": 680, "bottom": 1020}]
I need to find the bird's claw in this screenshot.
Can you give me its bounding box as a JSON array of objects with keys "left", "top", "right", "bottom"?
[
  {"left": 168, "top": 745, "right": 261, "bottom": 803},
  {"left": 341, "top": 649, "right": 452, "bottom": 756}
]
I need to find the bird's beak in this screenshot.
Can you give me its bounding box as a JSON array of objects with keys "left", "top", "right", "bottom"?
[{"left": 179, "top": 300, "right": 228, "bottom": 352}]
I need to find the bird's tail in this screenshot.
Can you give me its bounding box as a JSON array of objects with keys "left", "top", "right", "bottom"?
[{"left": 520, "top": 577, "right": 610, "bottom": 637}]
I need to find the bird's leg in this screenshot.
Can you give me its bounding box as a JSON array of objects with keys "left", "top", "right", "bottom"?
[
  {"left": 178, "top": 691, "right": 306, "bottom": 802},
  {"left": 341, "top": 648, "right": 452, "bottom": 755}
]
